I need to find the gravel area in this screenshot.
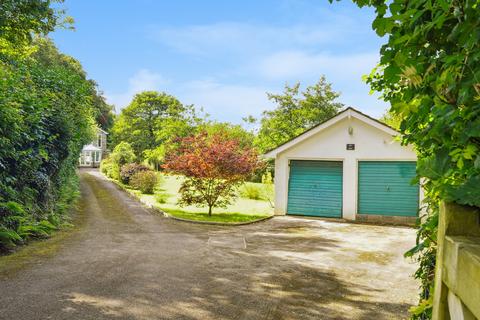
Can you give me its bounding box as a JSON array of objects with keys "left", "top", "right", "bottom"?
[{"left": 0, "top": 169, "right": 418, "bottom": 320}]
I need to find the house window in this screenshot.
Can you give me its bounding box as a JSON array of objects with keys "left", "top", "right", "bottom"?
[{"left": 97, "top": 134, "right": 102, "bottom": 148}]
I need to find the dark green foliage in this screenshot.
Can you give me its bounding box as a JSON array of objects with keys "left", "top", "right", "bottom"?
[
  {"left": 350, "top": 0, "right": 480, "bottom": 207},
  {"left": 0, "top": 1, "right": 100, "bottom": 252},
  {"left": 331, "top": 0, "right": 480, "bottom": 318},
  {"left": 0, "top": 55, "right": 94, "bottom": 251},
  {"left": 404, "top": 207, "right": 438, "bottom": 318},
  {"left": 130, "top": 171, "right": 158, "bottom": 194},
  {"left": 111, "top": 91, "right": 198, "bottom": 166},
  {"left": 32, "top": 38, "right": 115, "bottom": 131},
  {"left": 120, "top": 163, "right": 150, "bottom": 185},
  {"left": 248, "top": 158, "right": 275, "bottom": 183}
]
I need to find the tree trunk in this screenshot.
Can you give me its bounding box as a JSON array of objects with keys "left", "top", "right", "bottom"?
[{"left": 208, "top": 205, "right": 212, "bottom": 216}]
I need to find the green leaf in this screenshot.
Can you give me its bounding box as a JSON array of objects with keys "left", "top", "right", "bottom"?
[
  {"left": 0, "top": 227, "right": 21, "bottom": 246},
  {"left": 474, "top": 155, "right": 480, "bottom": 169}
]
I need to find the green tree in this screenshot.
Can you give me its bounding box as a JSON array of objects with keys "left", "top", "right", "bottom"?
[
  {"left": 254, "top": 76, "right": 344, "bottom": 152},
  {"left": 0, "top": 0, "right": 70, "bottom": 58},
  {"left": 163, "top": 131, "right": 262, "bottom": 215},
  {"left": 331, "top": 0, "right": 480, "bottom": 318},
  {"left": 32, "top": 37, "right": 115, "bottom": 131},
  {"left": 111, "top": 91, "right": 197, "bottom": 165},
  {"left": 201, "top": 121, "right": 255, "bottom": 148}
]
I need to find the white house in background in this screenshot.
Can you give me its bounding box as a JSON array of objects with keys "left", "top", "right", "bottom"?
[
  {"left": 264, "top": 107, "right": 423, "bottom": 224},
  {"left": 79, "top": 127, "right": 108, "bottom": 167}
]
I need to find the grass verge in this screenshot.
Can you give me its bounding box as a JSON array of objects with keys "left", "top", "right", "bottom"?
[
  {"left": 107, "top": 173, "right": 274, "bottom": 224},
  {"left": 0, "top": 202, "right": 87, "bottom": 278},
  {"left": 164, "top": 208, "right": 270, "bottom": 223}
]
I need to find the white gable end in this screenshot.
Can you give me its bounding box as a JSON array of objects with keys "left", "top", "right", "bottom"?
[
  {"left": 264, "top": 108, "right": 401, "bottom": 158},
  {"left": 280, "top": 115, "right": 416, "bottom": 160},
  {"left": 268, "top": 108, "right": 420, "bottom": 221}
]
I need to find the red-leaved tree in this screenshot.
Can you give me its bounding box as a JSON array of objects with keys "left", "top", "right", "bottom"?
[{"left": 162, "top": 131, "right": 263, "bottom": 215}]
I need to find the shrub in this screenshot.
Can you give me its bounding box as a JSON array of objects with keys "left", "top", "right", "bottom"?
[
  {"left": 120, "top": 163, "right": 150, "bottom": 185},
  {"left": 155, "top": 192, "right": 169, "bottom": 204},
  {"left": 262, "top": 171, "right": 274, "bottom": 201},
  {"left": 0, "top": 200, "right": 59, "bottom": 251},
  {"left": 239, "top": 183, "right": 264, "bottom": 200},
  {"left": 110, "top": 142, "right": 136, "bottom": 180},
  {"left": 100, "top": 158, "right": 114, "bottom": 178},
  {"left": 130, "top": 171, "right": 158, "bottom": 194}
]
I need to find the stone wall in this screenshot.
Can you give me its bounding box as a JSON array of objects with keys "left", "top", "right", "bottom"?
[{"left": 356, "top": 214, "right": 417, "bottom": 226}]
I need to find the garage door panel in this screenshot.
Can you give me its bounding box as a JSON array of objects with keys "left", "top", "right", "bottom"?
[
  {"left": 287, "top": 193, "right": 343, "bottom": 202},
  {"left": 287, "top": 192, "right": 343, "bottom": 198},
  {"left": 358, "top": 161, "right": 419, "bottom": 217},
  {"left": 287, "top": 160, "right": 343, "bottom": 218},
  {"left": 288, "top": 198, "right": 343, "bottom": 206}
]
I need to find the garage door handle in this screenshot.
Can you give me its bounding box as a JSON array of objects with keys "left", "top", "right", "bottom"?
[{"left": 386, "top": 186, "right": 390, "bottom": 191}]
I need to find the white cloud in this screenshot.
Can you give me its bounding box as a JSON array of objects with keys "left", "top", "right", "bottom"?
[
  {"left": 105, "top": 69, "right": 168, "bottom": 111},
  {"left": 105, "top": 71, "right": 272, "bottom": 122},
  {"left": 127, "top": 69, "right": 166, "bottom": 92},
  {"left": 257, "top": 50, "right": 379, "bottom": 80},
  {"left": 108, "top": 17, "right": 386, "bottom": 120},
  {"left": 148, "top": 22, "right": 353, "bottom": 57},
  {"left": 178, "top": 79, "right": 273, "bottom": 123},
  {"left": 253, "top": 50, "right": 387, "bottom": 117}
]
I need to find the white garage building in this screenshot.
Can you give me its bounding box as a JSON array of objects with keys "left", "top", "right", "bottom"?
[{"left": 264, "top": 107, "right": 422, "bottom": 224}]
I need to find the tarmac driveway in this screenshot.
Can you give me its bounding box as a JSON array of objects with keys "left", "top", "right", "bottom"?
[{"left": 0, "top": 170, "right": 418, "bottom": 320}]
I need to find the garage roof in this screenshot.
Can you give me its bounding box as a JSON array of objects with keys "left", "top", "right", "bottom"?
[{"left": 263, "top": 107, "right": 399, "bottom": 158}]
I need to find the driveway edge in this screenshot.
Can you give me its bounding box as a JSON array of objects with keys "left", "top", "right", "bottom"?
[
  {"left": 102, "top": 173, "right": 274, "bottom": 226},
  {"left": 159, "top": 211, "right": 274, "bottom": 226}
]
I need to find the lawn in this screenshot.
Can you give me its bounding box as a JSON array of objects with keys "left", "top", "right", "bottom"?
[
  {"left": 161, "top": 209, "right": 269, "bottom": 223},
  {"left": 131, "top": 174, "right": 274, "bottom": 223}
]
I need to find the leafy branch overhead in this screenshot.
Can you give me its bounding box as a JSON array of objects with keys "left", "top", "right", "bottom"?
[
  {"left": 330, "top": 0, "right": 480, "bottom": 319},
  {"left": 345, "top": 0, "right": 480, "bottom": 207}
]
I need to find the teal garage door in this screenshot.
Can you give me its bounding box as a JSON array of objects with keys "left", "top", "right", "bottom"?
[
  {"left": 358, "top": 161, "right": 419, "bottom": 217},
  {"left": 287, "top": 160, "right": 343, "bottom": 217}
]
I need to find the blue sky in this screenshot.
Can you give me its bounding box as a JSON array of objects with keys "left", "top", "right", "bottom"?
[{"left": 52, "top": 0, "right": 388, "bottom": 123}]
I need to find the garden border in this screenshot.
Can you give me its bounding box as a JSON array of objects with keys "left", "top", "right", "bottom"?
[
  {"left": 159, "top": 210, "right": 274, "bottom": 226},
  {"left": 102, "top": 172, "right": 275, "bottom": 226}
]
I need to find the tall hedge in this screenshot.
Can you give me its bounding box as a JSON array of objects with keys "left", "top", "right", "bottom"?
[
  {"left": 0, "top": 1, "right": 99, "bottom": 251},
  {"left": 0, "top": 54, "right": 96, "bottom": 250}
]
